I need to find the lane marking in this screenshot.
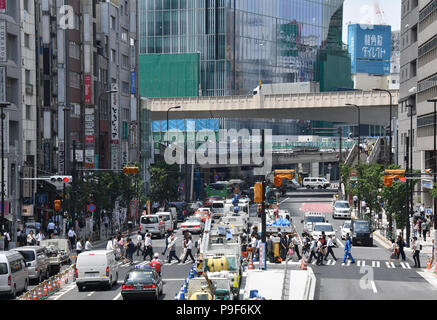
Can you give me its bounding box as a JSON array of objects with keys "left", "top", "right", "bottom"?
[
  {"left": 372, "top": 261, "right": 380, "bottom": 268},
  {"left": 279, "top": 198, "right": 290, "bottom": 204},
  {"left": 341, "top": 262, "right": 345, "bottom": 266},
  {"left": 312, "top": 260, "right": 317, "bottom": 265},
  {"left": 385, "top": 261, "right": 395, "bottom": 268},
  {"left": 357, "top": 260, "right": 365, "bottom": 267},
  {"left": 336, "top": 238, "right": 344, "bottom": 248},
  {"left": 405, "top": 262, "right": 411, "bottom": 269},
  {"left": 347, "top": 261, "right": 351, "bottom": 266},
  {"left": 370, "top": 280, "right": 378, "bottom": 294},
  {"left": 52, "top": 284, "right": 76, "bottom": 300},
  {"left": 113, "top": 293, "right": 121, "bottom": 300},
  {"left": 164, "top": 278, "right": 188, "bottom": 281},
  {"left": 87, "top": 292, "right": 95, "bottom": 297}
]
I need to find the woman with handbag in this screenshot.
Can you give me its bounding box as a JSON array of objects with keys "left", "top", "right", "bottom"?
[{"left": 396, "top": 234, "right": 406, "bottom": 261}]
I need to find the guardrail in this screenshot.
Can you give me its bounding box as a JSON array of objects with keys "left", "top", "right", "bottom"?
[
  {"left": 303, "top": 267, "right": 316, "bottom": 300},
  {"left": 17, "top": 264, "right": 76, "bottom": 300}
]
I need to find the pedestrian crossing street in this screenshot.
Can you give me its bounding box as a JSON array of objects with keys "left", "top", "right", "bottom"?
[{"left": 116, "top": 259, "right": 194, "bottom": 268}]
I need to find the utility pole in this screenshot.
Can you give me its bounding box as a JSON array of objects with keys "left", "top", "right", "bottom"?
[
  {"left": 261, "top": 129, "right": 266, "bottom": 244},
  {"left": 0, "top": 102, "right": 10, "bottom": 229},
  {"left": 405, "top": 136, "right": 410, "bottom": 246}
]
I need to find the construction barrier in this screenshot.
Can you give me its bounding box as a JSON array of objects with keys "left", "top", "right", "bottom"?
[{"left": 427, "top": 257, "right": 432, "bottom": 270}]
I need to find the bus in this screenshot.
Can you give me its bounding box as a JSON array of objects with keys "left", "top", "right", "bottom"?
[{"left": 206, "top": 181, "right": 230, "bottom": 198}]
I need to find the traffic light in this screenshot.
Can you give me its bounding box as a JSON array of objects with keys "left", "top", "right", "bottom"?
[
  {"left": 384, "top": 170, "right": 406, "bottom": 187},
  {"left": 54, "top": 200, "right": 62, "bottom": 212},
  {"left": 123, "top": 166, "right": 139, "bottom": 174},
  {"left": 48, "top": 175, "right": 72, "bottom": 187},
  {"left": 254, "top": 182, "right": 263, "bottom": 203}
]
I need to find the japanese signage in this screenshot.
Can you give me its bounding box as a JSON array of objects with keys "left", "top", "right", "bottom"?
[
  {"left": 0, "top": 1, "right": 6, "bottom": 13},
  {"left": 58, "top": 141, "right": 65, "bottom": 174},
  {"left": 258, "top": 242, "right": 266, "bottom": 270},
  {"left": 111, "top": 83, "right": 119, "bottom": 169},
  {"left": 22, "top": 205, "right": 34, "bottom": 217},
  {"left": 0, "top": 66, "right": 5, "bottom": 101},
  {"left": 130, "top": 124, "right": 137, "bottom": 147},
  {"left": 0, "top": 20, "right": 6, "bottom": 62},
  {"left": 122, "top": 141, "right": 128, "bottom": 166},
  {"left": 71, "top": 149, "right": 84, "bottom": 162},
  {"left": 131, "top": 71, "right": 136, "bottom": 94},
  {"left": 111, "top": 146, "right": 119, "bottom": 170},
  {"left": 348, "top": 24, "right": 391, "bottom": 75},
  {"left": 84, "top": 74, "right": 92, "bottom": 104}
]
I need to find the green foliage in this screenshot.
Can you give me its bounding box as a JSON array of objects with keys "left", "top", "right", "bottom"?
[
  {"left": 430, "top": 183, "right": 437, "bottom": 200},
  {"left": 149, "top": 162, "right": 183, "bottom": 204},
  {"left": 351, "top": 164, "right": 384, "bottom": 216}
]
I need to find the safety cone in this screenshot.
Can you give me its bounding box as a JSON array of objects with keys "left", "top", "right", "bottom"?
[
  {"left": 248, "top": 259, "right": 254, "bottom": 270},
  {"left": 57, "top": 276, "right": 61, "bottom": 289},
  {"left": 427, "top": 257, "right": 432, "bottom": 270},
  {"left": 300, "top": 258, "right": 308, "bottom": 271},
  {"left": 43, "top": 284, "right": 49, "bottom": 297},
  {"left": 48, "top": 281, "right": 53, "bottom": 293},
  {"left": 37, "top": 287, "right": 43, "bottom": 300},
  {"left": 27, "top": 292, "right": 32, "bottom": 300},
  {"left": 53, "top": 278, "right": 58, "bottom": 291},
  {"left": 33, "top": 290, "right": 39, "bottom": 300}
]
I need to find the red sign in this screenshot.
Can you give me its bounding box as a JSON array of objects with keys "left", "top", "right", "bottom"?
[
  {"left": 0, "top": 0, "right": 6, "bottom": 13},
  {"left": 84, "top": 74, "right": 92, "bottom": 104},
  {"left": 85, "top": 136, "right": 95, "bottom": 144}
]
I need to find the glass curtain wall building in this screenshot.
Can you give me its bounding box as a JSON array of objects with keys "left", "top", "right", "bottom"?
[{"left": 139, "top": 0, "right": 346, "bottom": 97}]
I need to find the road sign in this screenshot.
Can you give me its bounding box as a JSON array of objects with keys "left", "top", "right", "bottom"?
[
  {"left": 87, "top": 204, "right": 96, "bottom": 212},
  {"left": 350, "top": 170, "right": 358, "bottom": 181}
]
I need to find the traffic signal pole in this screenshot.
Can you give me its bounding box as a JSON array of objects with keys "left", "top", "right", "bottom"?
[
  {"left": 405, "top": 136, "right": 410, "bottom": 246},
  {"left": 261, "top": 129, "right": 266, "bottom": 243},
  {"left": 72, "top": 140, "right": 78, "bottom": 226}
]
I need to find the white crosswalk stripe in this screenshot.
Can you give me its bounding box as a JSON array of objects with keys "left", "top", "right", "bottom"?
[
  {"left": 357, "top": 260, "right": 366, "bottom": 267},
  {"left": 400, "top": 262, "right": 411, "bottom": 269},
  {"left": 404, "top": 262, "right": 411, "bottom": 269},
  {"left": 372, "top": 261, "right": 380, "bottom": 268},
  {"left": 312, "top": 260, "right": 317, "bottom": 265},
  {"left": 326, "top": 259, "right": 336, "bottom": 265},
  {"left": 347, "top": 261, "right": 351, "bottom": 266},
  {"left": 385, "top": 261, "right": 395, "bottom": 268}
]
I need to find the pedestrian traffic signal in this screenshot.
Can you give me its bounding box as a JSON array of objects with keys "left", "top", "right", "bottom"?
[
  {"left": 254, "top": 182, "right": 263, "bottom": 203},
  {"left": 384, "top": 170, "right": 406, "bottom": 187},
  {"left": 48, "top": 176, "right": 72, "bottom": 187},
  {"left": 54, "top": 200, "right": 62, "bottom": 212},
  {"left": 123, "top": 166, "right": 139, "bottom": 174}
]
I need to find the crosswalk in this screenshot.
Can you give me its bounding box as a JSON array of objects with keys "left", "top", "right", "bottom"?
[{"left": 117, "top": 259, "right": 195, "bottom": 268}]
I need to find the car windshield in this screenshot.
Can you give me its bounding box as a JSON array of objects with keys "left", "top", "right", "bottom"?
[
  {"left": 158, "top": 215, "right": 170, "bottom": 221},
  {"left": 314, "top": 225, "right": 333, "bottom": 232},
  {"left": 306, "top": 216, "right": 325, "bottom": 223},
  {"left": 335, "top": 202, "right": 350, "bottom": 209},
  {"left": 212, "top": 203, "right": 224, "bottom": 208},
  {"left": 354, "top": 222, "right": 370, "bottom": 232},
  {"left": 17, "top": 250, "right": 35, "bottom": 262},
  {"left": 141, "top": 216, "right": 159, "bottom": 224},
  {"left": 343, "top": 222, "right": 351, "bottom": 229},
  {"left": 210, "top": 184, "right": 226, "bottom": 190},
  {"left": 126, "top": 271, "right": 154, "bottom": 283},
  {"left": 0, "top": 263, "right": 8, "bottom": 275}
]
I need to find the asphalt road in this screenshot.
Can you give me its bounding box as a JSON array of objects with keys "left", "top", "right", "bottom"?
[
  {"left": 46, "top": 225, "right": 202, "bottom": 301},
  {"left": 280, "top": 194, "right": 437, "bottom": 300}
]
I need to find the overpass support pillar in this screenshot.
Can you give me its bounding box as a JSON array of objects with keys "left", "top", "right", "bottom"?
[{"left": 311, "top": 162, "right": 319, "bottom": 177}]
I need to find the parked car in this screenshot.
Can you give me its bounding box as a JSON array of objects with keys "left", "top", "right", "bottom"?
[
  {"left": 0, "top": 251, "right": 29, "bottom": 298},
  {"left": 75, "top": 250, "right": 118, "bottom": 291},
  {"left": 333, "top": 200, "right": 352, "bottom": 219},
  {"left": 12, "top": 246, "right": 50, "bottom": 284},
  {"left": 121, "top": 265, "right": 163, "bottom": 300},
  {"left": 302, "top": 177, "right": 330, "bottom": 189},
  {"left": 341, "top": 220, "right": 352, "bottom": 240},
  {"left": 139, "top": 215, "right": 165, "bottom": 238},
  {"left": 180, "top": 216, "right": 204, "bottom": 234}
]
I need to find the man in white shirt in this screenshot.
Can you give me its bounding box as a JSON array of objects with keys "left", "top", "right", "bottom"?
[
  {"left": 324, "top": 235, "right": 338, "bottom": 261},
  {"left": 136, "top": 231, "right": 143, "bottom": 256},
  {"left": 67, "top": 227, "right": 76, "bottom": 249},
  {"left": 182, "top": 236, "right": 195, "bottom": 263},
  {"left": 167, "top": 234, "right": 181, "bottom": 264},
  {"left": 3, "top": 230, "right": 10, "bottom": 250},
  {"left": 411, "top": 236, "right": 421, "bottom": 268},
  {"left": 143, "top": 233, "right": 153, "bottom": 261},
  {"left": 35, "top": 230, "right": 45, "bottom": 245},
  {"left": 106, "top": 237, "right": 114, "bottom": 250},
  {"left": 47, "top": 221, "right": 56, "bottom": 239},
  {"left": 85, "top": 238, "right": 93, "bottom": 251},
  {"left": 292, "top": 233, "right": 302, "bottom": 260}
]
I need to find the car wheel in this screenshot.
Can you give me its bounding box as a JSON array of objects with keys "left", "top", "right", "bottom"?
[
  {"left": 318, "top": 185, "right": 323, "bottom": 190},
  {"left": 108, "top": 277, "right": 113, "bottom": 289},
  {"left": 306, "top": 186, "right": 310, "bottom": 189}
]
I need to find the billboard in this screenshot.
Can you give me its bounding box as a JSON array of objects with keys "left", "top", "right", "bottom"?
[{"left": 348, "top": 24, "right": 391, "bottom": 75}]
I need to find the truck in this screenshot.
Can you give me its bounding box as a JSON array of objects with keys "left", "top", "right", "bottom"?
[
  {"left": 300, "top": 212, "right": 327, "bottom": 234},
  {"left": 39, "top": 239, "right": 72, "bottom": 275},
  {"left": 187, "top": 272, "right": 237, "bottom": 300}
]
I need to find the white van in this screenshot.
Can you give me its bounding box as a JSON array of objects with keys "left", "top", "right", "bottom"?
[
  {"left": 302, "top": 177, "right": 330, "bottom": 189},
  {"left": 75, "top": 250, "right": 118, "bottom": 291},
  {"left": 140, "top": 214, "right": 165, "bottom": 238},
  {"left": 12, "top": 246, "right": 50, "bottom": 284},
  {"left": 157, "top": 212, "right": 174, "bottom": 233},
  {"left": 211, "top": 200, "right": 225, "bottom": 219},
  {"left": 0, "top": 251, "right": 29, "bottom": 298}
]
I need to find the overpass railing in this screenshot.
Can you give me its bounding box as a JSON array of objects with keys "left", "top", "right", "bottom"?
[{"left": 344, "top": 144, "right": 358, "bottom": 167}]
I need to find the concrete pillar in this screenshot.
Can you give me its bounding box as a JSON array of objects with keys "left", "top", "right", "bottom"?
[{"left": 311, "top": 162, "right": 319, "bottom": 177}]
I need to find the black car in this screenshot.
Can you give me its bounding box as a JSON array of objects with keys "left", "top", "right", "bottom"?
[
  {"left": 350, "top": 220, "right": 374, "bottom": 247},
  {"left": 121, "top": 265, "right": 163, "bottom": 300}
]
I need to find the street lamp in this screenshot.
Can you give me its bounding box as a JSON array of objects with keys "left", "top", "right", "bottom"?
[
  {"left": 373, "top": 88, "right": 393, "bottom": 164},
  {"left": 0, "top": 102, "right": 11, "bottom": 227},
  {"left": 346, "top": 104, "right": 361, "bottom": 164},
  {"left": 427, "top": 98, "right": 437, "bottom": 256},
  {"left": 166, "top": 106, "right": 181, "bottom": 146}
]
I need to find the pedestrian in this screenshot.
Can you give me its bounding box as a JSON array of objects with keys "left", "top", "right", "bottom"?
[
  {"left": 411, "top": 236, "right": 421, "bottom": 268},
  {"left": 353, "top": 195, "right": 358, "bottom": 210},
  {"left": 162, "top": 229, "right": 171, "bottom": 256},
  {"left": 316, "top": 236, "right": 325, "bottom": 266},
  {"left": 308, "top": 236, "right": 317, "bottom": 263},
  {"left": 143, "top": 233, "right": 154, "bottom": 261},
  {"left": 343, "top": 235, "right": 355, "bottom": 264},
  {"left": 2, "top": 230, "right": 10, "bottom": 251},
  {"left": 136, "top": 231, "right": 143, "bottom": 256},
  {"left": 324, "top": 235, "right": 338, "bottom": 261},
  {"left": 76, "top": 239, "right": 83, "bottom": 255},
  {"left": 85, "top": 238, "right": 93, "bottom": 251},
  {"left": 35, "top": 230, "right": 45, "bottom": 245},
  {"left": 396, "top": 234, "right": 407, "bottom": 261},
  {"left": 389, "top": 240, "right": 401, "bottom": 266},
  {"left": 292, "top": 233, "right": 302, "bottom": 260},
  {"left": 167, "top": 234, "right": 181, "bottom": 264},
  {"left": 413, "top": 221, "right": 419, "bottom": 238},
  {"left": 26, "top": 230, "right": 36, "bottom": 246},
  {"left": 67, "top": 227, "right": 76, "bottom": 250},
  {"left": 118, "top": 234, "right": 126, "bottom": 259},
  {"left": 418, "top": 217, "right": 423, "bottom": 236},
  {"left": 150, "top": 253, "right": 162, "bottom": 276},
  {"left": 278, "top": 233, "right": 287, "bottom": 261},
  {"left": 126, "top": 238, "right": 135, "bottom": 265},
  {"left": 183, "top": 236, "right": 196, "bottom": 264},
  {"left": 47, "top": 220, "right": 55, "bottom": 239},
  {"left": 361, "top": 200, "right": 366, "bottom": 215},
  {"left": 106, "top": 236, "right": 114, "bottom": 251},
  {"left": 301, "top": 233, "right": 310, "bottom": 256},
  {"left": 267, "top": 235, "right": 274, "bottom": 263},
  {"left": 421, "top": 219, "right": 428, "bottom": 242}
]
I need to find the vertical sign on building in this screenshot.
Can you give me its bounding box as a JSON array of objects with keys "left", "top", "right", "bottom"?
[
  {"left": 0, "top": 20, "right": 6, "bottom": 62},
  {"left": 0, "top": 1, "right": 5, "bottom": 14},
  {"left": 122, "top": 141, "right": 128, "bottom": 166},
  {"left": 84, "top": 74, "right": 92, "bottom": 104},
  {"left": 84, "top": 107, "right": 95, "bottom": 168},
  {"left": 111, "top": 83, "right": 119, "bottom": 169},
  {"left": 1, "top": 111, "right": 9, "bottom": 154},
  {"left": 0, "top": 158, "right": 7, "bottom": 198}
]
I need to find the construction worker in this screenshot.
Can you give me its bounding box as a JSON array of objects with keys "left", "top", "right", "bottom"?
[
  {"left": 343, "top": 235, "right": 355, "bottom": 264},
  {"left": 150, "top": 253, "right": 162, "bottom": 276}
]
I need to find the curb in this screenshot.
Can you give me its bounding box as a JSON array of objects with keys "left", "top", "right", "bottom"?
[{"left": 373, "top": 231, "right": 392, "bottom": 250}]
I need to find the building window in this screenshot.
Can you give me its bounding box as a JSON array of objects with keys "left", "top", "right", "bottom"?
[
  {"left": 26, "top": 105, "right": 32, "bottom": 120},
  {"left": 125, "top": 1, "right": 128, "bottom": 15},
  {"left": 69, "top": 42, "right": 80, "bottom": 60},
  {"left": 111, "top": 49, "right": 117, "bottom": 63},
  {"left": 121, "top": 81, "right": 129, "bottom": 95},
  {"left": 71, "top": 103, "right": 81, "bottom": 117},
  {"left": 120, "top": 5, "right": 124, "bottom": 15},
  {"left": 26, "top": 141, "right": 32, "bottom": 155},
  {"left": 23, "top": 0, "right": 29, "bottom": 12},
  {"left": 24, "top": 33, "right": 30, "bottom": 49},
  {"left": 25, "top": 70, "right": 31, "bottom": 85},
  {"left": 121, "top": 54, "right": 129, "bottom": 69},
  {"left": 111, "top": 78, "right": 117, "bottom": 84},
  {"left": 110, "top": 16, "right": 116, "bottom": 30},
  {"left": 121, "top": 28, "right": 128, "bottom": 42},
  {"left": 122, "top": 108, "right": 129, "bottom": 121},
  {"left": 70, "top": 72, "right": 81, "bottom": 88}
]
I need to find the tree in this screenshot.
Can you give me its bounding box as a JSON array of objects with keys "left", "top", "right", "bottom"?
[
  {"left": 149, "top": 162, "right": 183, "bottom": 204},
  {"left": 340, "top": 163, "right": 352, "bottom": 200}
]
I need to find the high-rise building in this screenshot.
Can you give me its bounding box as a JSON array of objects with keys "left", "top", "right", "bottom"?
[{"left": 389, "top": 30, "right": 400, "bottom": 90}]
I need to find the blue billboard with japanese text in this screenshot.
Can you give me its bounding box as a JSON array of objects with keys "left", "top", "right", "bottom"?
[{"left": 348, "top": 24, "right": 391, "bottom": 75}]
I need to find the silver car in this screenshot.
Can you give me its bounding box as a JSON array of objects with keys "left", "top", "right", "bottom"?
[
  {"left": 12, "top": 246, "right": 50, "bottom": 284},
  {"left": 341, "top": 220, "right": 352, "bottom": 240},
  {"left": 333, "top": 201, "right": 351, "bottom": 219}
]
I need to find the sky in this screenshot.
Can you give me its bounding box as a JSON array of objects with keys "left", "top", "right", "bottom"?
[{"left": 343, "top": 0, "right": 401, "bottom": 44}]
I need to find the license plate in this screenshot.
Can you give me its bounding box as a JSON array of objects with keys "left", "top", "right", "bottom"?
[{"left": 85, "top": 272, "right": 99, "bottom": 277}]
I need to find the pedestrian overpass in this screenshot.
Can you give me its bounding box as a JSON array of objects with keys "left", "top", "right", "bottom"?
[{"left": 143, "top": 90, "right": 398, "bottom": 125}]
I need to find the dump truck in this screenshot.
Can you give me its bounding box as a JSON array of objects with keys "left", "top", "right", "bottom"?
[{"left": 40, "top": 239, "right": 71, "bottom": 275}]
